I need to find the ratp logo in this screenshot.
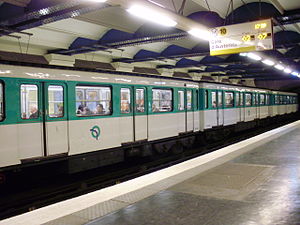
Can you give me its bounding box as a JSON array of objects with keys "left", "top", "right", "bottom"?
[{"left": 90, "top": 125, "right": 101, "bottom": 140}]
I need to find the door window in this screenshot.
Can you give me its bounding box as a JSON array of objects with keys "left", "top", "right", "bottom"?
[
  {"left": 218, "top": 91, "right": 223, "bottom": 107},
  {"left": 187, "top": 90, "right": 192, "bottom": 110},
  {"left": 260, "top": 94, "right": 265, "bottom": 105},
  {"left": 48, "top": 85, "right": 64, "bottom": 118},
  {"left": 225, "top": 92, "right": 234, "bottom": 107},
  {"left": 135, "top": 89, "right": 145, "bottom": 113},
  {"left": 245, "top": 93, "right": 252, "bottom": 106},
  {"left": 21, "top": 84, "right": 39, "bottom": 119},
  {"left": 211, "top": 91, "right": 217, "bottom": 108},
  {"left": 178, "top": 90, "right": 184, "bottom": 111},
  {"left": 121, "top": 88, "right": 131, "bottom": 114},
  {"left": 236, "top": 92, "right": 240, "bottom": 106}
]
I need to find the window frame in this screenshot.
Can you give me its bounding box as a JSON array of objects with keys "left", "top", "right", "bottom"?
[
  {"left": 225, "top": 91, "right": 234, "bottom": 108},
  {"left": 152, "top": 88, "right": 173, "bottom": 113},
  {"left": 0, "top": 81, "right": 4, "bottom": 122},
  {"left": 48, "top": 85, "right": 64, "bottom": 118},
  {"left": 135, "top": 88, "right": 146, "bottom": 114},
  {"left": 211, "top": 91, "right": 217, "bottom": 109},
  {"left": 20, "top": 83, "right": 39, "bottom": 120},
  {"left": 245, "top": 93, "right": 252, "bottom": 107},
  {"left": 259, "top": 94, "right": 266, "bottom": 106},
  {"left": 177, "top": 90, "right": 185, "bottom": 111},
  {"left": 75, "top": 84, "right": 112, "bottom": 117},
  {"left": 186, "top": 90, "right": 193, "bottom": 111}
]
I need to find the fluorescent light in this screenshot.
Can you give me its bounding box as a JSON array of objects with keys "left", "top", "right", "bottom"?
[
  {"left": 88, "top": 0, "right": 107, "bottom": 2},
  {"left": 274, "top": 64, "right": 284, "bottom": 70},
  {"left": 247, "top": 53, "right": 261, "bottom": 61},
  {"left": 127, "top": 5, "right": 177, "bottom": 27},
  {"left": 283, "top": 68, "right": 292, "bottom": 74},
  {"left": 188, "top": 28, "right": 211, "bottom": 41},
  {"left": 147, "top": 0, "right": 165, "bottom": 8},
  {"left": 291, "top": 71, "right": 299, "bottom": 76},
  {"left": 239, "top": 53, "right": 248, "bottom": 57},
  {"left": 262, "top": 59, "right": 275, "bottom": 66}
]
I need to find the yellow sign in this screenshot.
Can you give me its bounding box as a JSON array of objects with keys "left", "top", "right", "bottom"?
[
  {"left": 255, "top": 23, "right": 267, "bottom": 29},
  {"left": 209, "top": 19, "right": 273, "bottom": 56}
]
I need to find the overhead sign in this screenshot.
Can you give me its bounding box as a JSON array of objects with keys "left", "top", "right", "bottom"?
[{"left": 209, "top": 19, "right": 273, "bottom": 56}]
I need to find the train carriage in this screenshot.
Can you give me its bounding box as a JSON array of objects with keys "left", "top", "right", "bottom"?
[{"left": 0, "top": 64, "right": 298, "bottom": 174}]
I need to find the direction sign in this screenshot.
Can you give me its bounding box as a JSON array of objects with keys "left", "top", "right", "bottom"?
[{"left": 209, "top": 19, "right": 273, "bottom": 56}]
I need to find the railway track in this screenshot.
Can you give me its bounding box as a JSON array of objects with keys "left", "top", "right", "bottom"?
[{"left": 0, "top": 116, "right": 298, "bottom": 220}]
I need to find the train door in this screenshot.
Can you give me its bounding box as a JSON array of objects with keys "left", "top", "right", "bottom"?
[
  {"left": 133, "top": 87, "right": 148, "bottom": 141},
  {"left": 217, "top": 90, "right": 224, "bottom": 126},
  {"left": 18, "top": 82, "right": 44, "bottom": 159},
  {"left": 44, "top": 83, "right": 68, "bottom": 156},
  {"left": 18, "top": 81, "right": 68, "bottom": 160},
  {"left": 186, "top": 89, "right": 194, "bottom": 132}
]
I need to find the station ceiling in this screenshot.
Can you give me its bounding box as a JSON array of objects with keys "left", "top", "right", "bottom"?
[{"left": 0, "top": 0, "right": 299, "bottom": 90}]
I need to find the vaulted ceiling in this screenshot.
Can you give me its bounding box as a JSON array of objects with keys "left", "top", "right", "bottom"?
[{"left": 0, "top": 0, "right": 299, "bottom": 89}]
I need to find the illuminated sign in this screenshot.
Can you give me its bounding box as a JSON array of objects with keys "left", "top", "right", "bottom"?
[{"left": 209, "top": 19, "right": 273, "bottom": 56}]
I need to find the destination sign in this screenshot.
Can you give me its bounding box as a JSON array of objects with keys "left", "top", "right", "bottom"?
[{"left": 209, "top": 19, "right": 273, "bottom": 56}]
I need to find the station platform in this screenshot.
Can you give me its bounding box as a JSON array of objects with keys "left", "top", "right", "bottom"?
[{"left": 1, "top": 121, "right": 300, "bottom": 225}]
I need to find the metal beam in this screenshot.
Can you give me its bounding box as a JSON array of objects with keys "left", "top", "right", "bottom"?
[{"left": 1, "top": 0, "right": 31, "bottom": 7}]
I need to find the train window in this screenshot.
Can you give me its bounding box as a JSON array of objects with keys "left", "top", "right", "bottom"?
[
  {"left": 178, "top": 90, "right": 184, "bottom": 111},
  {"left": 76, "top": 86, "right": 111, "bottom": 116},
  {"left": 286, "top": 96, "right": 290, "bottom": 104},
  {"left": 266, "top": 95, "right": 270, "bottom": 105},
  {"left": 235, "top": 92, "right": 240, "bottom": 106},
  {"left": 187, "top": 90, "right": 192, "bottom": 110},
  {"left": 0, "top": 82, "right": 3, "bottom": 121},
  {"left": 245, "top": 93, "right": 252, "bottom": 106},
  {"left": 275, "top": 95, "right": 279, "bottom": 104},
  {"left": 260, "top": 94, "right": 265, "bottom": 105},
  {"left": 240, "top": 93, "right": 244, "bottom": 106},
  {"left": 218, "top": 91, "right": 223, "bottom": 107},
  {"left": 135, "top": 89, "right": 145, "bottom": 113},
  {"left": 21, "top": 84, "right": 39, "bottom": 119},
  {"left": 225, "top": 92, "right": 234, "bottom": 107},
  {"left": 120, "top": 88, "right": 131, "bottom": 114},
  {"left": 279, "top": 96, "right": 283, "bottom": 105},
  {"left": 48, "top": 85, "right": 64, "bottom": 118},
  {"left": 152, "top": 89, "right": 172, "bottom": 112},
  {"left": 211, "top": 91, "right": 217, "bottom": 108},
  {"left": 254, "top": 94, "right": 259, "bottom": 105}
]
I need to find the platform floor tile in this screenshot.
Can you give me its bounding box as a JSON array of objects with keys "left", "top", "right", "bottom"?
[{"left": 86, "top": 128, "right": 300, "bottom": 225}]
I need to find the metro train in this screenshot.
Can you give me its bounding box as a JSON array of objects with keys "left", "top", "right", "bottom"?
[{"left": 0, "top": 63, "right": 298, "bottom": 176}]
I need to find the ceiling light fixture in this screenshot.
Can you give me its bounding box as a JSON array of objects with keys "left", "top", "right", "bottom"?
[
  {"left": 262, "top": 59, "right": 275, "bottom": 66},
  {"left": 291, "top": 72, "right": 299, "bottom": 76},
  {"left": 239, "top": 53, "right": 248, "bottom": 57},
  {"left": 188, "top": 28, "right": 211, "bottom": 41},
  {"left": 247, "top": 52, "right": 261, "bottom": 61},
  {"left": 283, "top": 68, "right": 292, "bottom": 74},
  {"left": 274, "top": 64, "right": 284, "bottom": 70},
  {"left": 127, "top": 5, "right": 177, "bottom": 27},
  {"left": 88, "top": 0, "right": 107, "bottom": 2}
]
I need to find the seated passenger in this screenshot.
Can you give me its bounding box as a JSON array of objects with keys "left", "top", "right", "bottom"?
[
  {"left": 29, "top": 105, "right": 38, "bottom": 119},
  {"left": 77, "top": 105, "right": 84, "bottom": 114},
  {"left": 82, "top": 106, "right": 92, "bottom": 115},
  {"left": 95, "top": 104, "right": 104, "bottom": 115},
  {"left": 212, "top": 101, "right": 217, "bottom": 108},
  {"left": 55, "top": 105, "right": 63, "bottom": 117}
]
